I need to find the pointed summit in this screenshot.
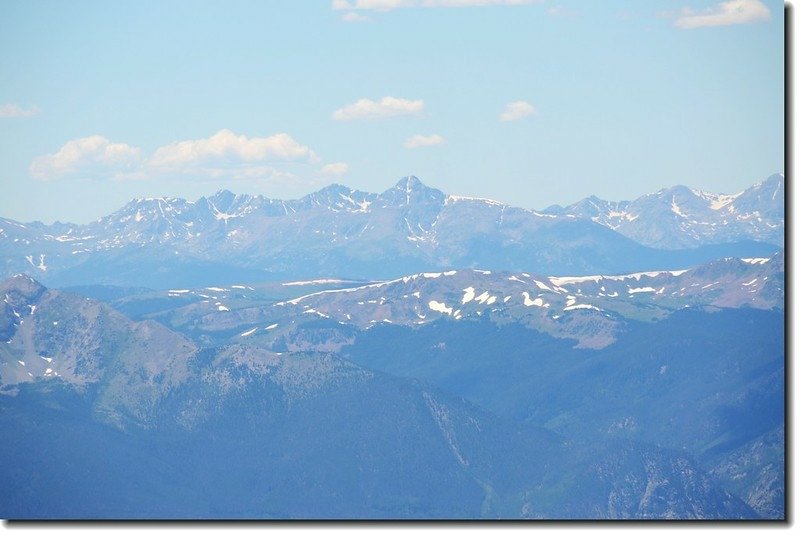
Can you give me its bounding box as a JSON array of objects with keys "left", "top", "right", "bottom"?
[
  {"left": 208, "top": 190, "right": 257, "bottom": 213},
  {"left": 379, "top": 176, "right": 445, "bottom": 207},
  {"left": 396, "top": 175, "right": 423, "bottom": 189},
  {"left": 0, "top": 274, "right": 46, "bottom": 305},
  {"left": 732, "top": 173, "right": 784, "bottom": 218}
]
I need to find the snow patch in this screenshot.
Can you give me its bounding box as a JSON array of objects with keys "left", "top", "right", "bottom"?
[
  {"left": 628, "top": 287, "right": 656, "bottom": 294},
  {"left": 24, "top": 254, "right": 47, "bottom": 272},
  {"left": 564, "top": 303, "right": 601, "bottom": 312},
  {"left": 522, "top": 292, "right": 546, "bottom": 307},
  {"left": 551, "top": 270, "right": 687, "bottom": 286},
  {"left": 447, "top": 195, "right": 505, "bottom": 207},
  {"left": 474, "top": 291, "right": 491, "bottom": 304},
  {"left": 670, "top": 195, "right": 687, "bottom": 218},
  {"left": 282, "top": 279, "right": 349, "bottom": 286},
  {"left": 533, "top": 280, "right": 552, "bottom": 291},
  {"left": 428, "top": 300, "right": 453, "bottom": 315},
  {"left": 461, "top": 287, "right": 476, "bottom": 304}
]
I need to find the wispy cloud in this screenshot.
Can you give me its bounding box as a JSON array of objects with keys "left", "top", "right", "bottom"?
[
  {"left": 0, "top": 103, "right": 40, "bottom": 118},
  {"left": 332, "top": 0, "right": 541, "bottom": 11},
  {"left": 546, "top": 5, "right": 578, "bottom": 18},
  {"left": 499, "top": 101, "right": 536, "bottom": 121},
  {"left": 30, "top": 135, "right": 142, "bottom": 180},
  {"left": 404, "top": 134, "right": 445, "bottom": 148},
  {"left": 671, "top": 0, "right": 770, "bottom": 29},
  {"left": 321, "top": 162, "right": 350, "bottom": 176},
  {"left": 341, "top": 12, "right": 370, "bottom": 22},
  {"left": 30, "top": 130, "right": 321, "bottom": 182},
  {"left": 332, "top": 97, "right": 424, "bottom": 120}
]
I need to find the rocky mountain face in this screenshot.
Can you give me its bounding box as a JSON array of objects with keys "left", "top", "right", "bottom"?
[
  {"left": 543, "top": 174, "right": 784, "bottom": 249},
  {"left": 0, "top": 176, "right": 782, "bottom": 287},
  {"left": 0, "top": 274, "right": 197, "bottom": 427}
]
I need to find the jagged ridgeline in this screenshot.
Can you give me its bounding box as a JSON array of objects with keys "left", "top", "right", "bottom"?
[
  {"left": 0, "top": 174, "right": 785, "bottom": 519},
  {"left": 0, "top": 175, "right": 783, "bottom": 288}
]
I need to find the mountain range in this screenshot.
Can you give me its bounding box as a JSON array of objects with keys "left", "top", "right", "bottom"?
[
  {"left": 0, "top": 175, "right": 782, "bottom": 287},
  {"left": 0, "top": 247, "right": 785, "bottom": 519},
  {"left": 0, "top": 173, "right": 785, "bottom": 520},
  {"left": 543, "top": 173, "right": 784, "bottom": 249}
]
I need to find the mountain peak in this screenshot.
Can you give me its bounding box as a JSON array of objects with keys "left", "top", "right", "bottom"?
[
  {"left": 754, "top": 173, "right": 784, "bottom": 193},
  {"left": 211, "top": 188, "right": 236, "bottom": 199},
  {"left": 299, "top": 184, "right": 377, "bottom": 212},
  {"left": 762, "top": 172, "right": 784, "bottom": 184},
  {"left": 0, "top": 274, "right": 46, "bottom": 302},
  {"left": 309, "top": 183, "right": 353, "bottom": 196},
  {"left": 395, "top": 175, "right": 424, "bottom": 189},
  {"left": 379, "top": 176, "right": 445, "bottom": 207},
  {"left": 209, "top": 189, "right": 247, "bottom": 205},
  {"left": 205, "top": 190, "right": 259, "bottom": 216}
]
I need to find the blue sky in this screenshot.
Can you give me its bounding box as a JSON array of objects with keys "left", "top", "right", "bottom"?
[{"left": 0, "top": 0, "right": 784, "bottom": 223}]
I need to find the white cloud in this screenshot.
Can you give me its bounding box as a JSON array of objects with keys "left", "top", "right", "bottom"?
[
  {"left": 148, "top": 129, "right": 317, "bottom": 170},
  {"left": 0, "top": 104, "right": 40, "bottom": 118},
  {"left": 404, "top": 134, "right": 445, "bottom": 148},
  {"left": 332, "top": 0, "right": 540, "bottom": 10},
  {"left": 321, "top": 162, "right": 350, "bottom": 176},
  {"left": 30, "top": 129, "right": 319, "bottom": 182},
  {"left": 342, "top": 11, "right": 370, "bottom": 22},
  {"left": 499, "top": 101, "right": 536, "bottom": 121},
  {"left": 332, "top": 97, "right": 424, "bottom": 120},
  {"left": 673, "top": 0, "right": 770, "bottom": 29},
  {"left": 30, "top": 135, "right": 142, "bottom": 180}
]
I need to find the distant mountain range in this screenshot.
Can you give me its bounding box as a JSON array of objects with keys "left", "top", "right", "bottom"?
[
  {"left": 97, "top": 252, "right": 776, "bottom": 352},
  {"left": 543, "top": 173, "right": 784, "bottom": 249},
  {"left": 0, "top": 174, "right": 783, "bottom": 287}
]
